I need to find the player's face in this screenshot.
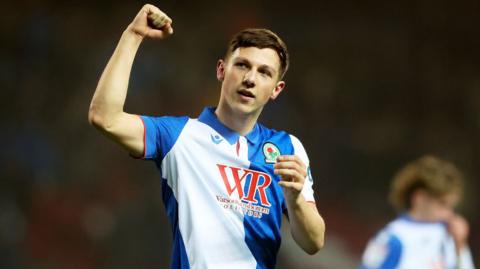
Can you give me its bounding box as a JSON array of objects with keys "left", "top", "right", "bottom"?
[
  {"left": 413, "top": 191, "right": 459, "bottom": 222},
  {"left": 216, "top": 47, "right": 285, "bottom": 116}
]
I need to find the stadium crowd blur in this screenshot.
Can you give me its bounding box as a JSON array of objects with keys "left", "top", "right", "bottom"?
[{"left": 1, "top": 1, "right": 479, "bottom": 268}]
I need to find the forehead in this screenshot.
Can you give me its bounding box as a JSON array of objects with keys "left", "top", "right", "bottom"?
[{"left": 228, "top": 47, "right": 281, "bottom": 71}]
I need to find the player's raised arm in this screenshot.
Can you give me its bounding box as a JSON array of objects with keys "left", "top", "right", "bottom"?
[{"left": 88, "top": 4, "right": 173, "bottom": 157}]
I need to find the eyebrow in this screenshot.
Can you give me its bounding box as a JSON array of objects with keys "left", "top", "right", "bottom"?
[{"left": 234, "top": 57, "right": 277, "bottom": 75}]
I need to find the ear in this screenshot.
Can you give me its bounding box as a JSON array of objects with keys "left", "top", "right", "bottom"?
[
  {"left": 270, "top": 80, "right": 286, "bottom": 100},
  {"left": 216, "top": 59, "right": 225, "bottom": 81}
]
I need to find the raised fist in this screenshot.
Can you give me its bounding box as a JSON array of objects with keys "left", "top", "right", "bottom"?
[{"left": 127, "top": 4, "right": 173, "bottom": 39}]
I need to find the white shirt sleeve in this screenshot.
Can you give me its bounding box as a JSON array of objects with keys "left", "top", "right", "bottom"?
[
  {"left": 289, "top": 135, "right": 315, "bottom": 202},
  {"left": 459, "top": 246, "right": 476, "bottom": 269}
]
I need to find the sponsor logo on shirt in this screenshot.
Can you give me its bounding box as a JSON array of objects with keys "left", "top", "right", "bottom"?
[{"left": 216, "top": 164, "right": 272, "bottom": 218}]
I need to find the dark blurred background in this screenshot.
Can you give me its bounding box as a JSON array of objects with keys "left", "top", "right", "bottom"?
[{"left": 1, "top": 0, "right": 479, "bottom": 268}]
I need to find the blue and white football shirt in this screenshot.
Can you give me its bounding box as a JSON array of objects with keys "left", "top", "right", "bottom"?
[
  {"left": 359, "top": 214, "right": 475, "bottom": 269},
  {"left": 138, "top": 107, "right": 315, "bottom": 269}
]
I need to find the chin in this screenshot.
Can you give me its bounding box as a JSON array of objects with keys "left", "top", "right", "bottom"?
[
  {"left": 431, "top": 215, "right": 450, "bottom": 222},
  {"left": 230, "top": 102, "right": 258, "bottom": 115}
]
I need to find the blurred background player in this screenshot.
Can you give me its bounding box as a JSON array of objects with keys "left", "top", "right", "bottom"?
[
  {"left": 359, "top": 155, "right": 475, "bottom": 269},
  {"left": 88, "top": 4, "right": 325, "bottom": 269}
]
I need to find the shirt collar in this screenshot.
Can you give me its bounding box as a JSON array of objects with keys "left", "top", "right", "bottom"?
[
  {"left": 399, "top": 213, "right": 446, "bottom": 226},
  {"left": 198, "top": 107, "right": 260, "bottom": 145}
]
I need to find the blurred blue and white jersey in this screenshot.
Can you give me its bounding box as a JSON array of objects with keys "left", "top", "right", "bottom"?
[
  {"left": 138, "top": 107, "right": 315, "bottom": 269},
  {"left": 359, "top": 215, "right": 475, "bottom": 269}
]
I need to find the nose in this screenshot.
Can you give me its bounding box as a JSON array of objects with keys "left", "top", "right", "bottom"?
[{"left": 242, "top": 70, "right": 256, "bottom": 88}]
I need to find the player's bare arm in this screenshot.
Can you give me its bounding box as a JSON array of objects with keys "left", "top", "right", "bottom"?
[
  {"left": 447, "top": 214, "right": 470, "bottom": 254},
  {"left": 274, "top": 155, "right": 325, "bottom": 254},
  {"left": 88, "top": 4, "right": 173, "bottom": 157}
]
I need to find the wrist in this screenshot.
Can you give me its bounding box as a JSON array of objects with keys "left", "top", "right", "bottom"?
[
  {"left": 285, "top": 193, "right": 303, "bottom": 208},
  {"left": 454, "top": 239, "right": 467, "bottom": 251},
  {"left": 121, "top": 27, "right": 145, "bottom": 45}
]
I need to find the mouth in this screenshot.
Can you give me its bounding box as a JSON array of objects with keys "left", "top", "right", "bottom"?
[{"left": 237, "top": 89, "right": 255, "bottom": 98}]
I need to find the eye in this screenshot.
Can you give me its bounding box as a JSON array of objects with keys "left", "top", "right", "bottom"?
[
  {"left": 235, "top": 62, "right": 248, "bottom": 69},
  {"left": 259, "top": 69, "right": 272, "bottom": 77}
]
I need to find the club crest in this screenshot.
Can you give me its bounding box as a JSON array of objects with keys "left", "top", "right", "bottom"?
[{"left": 263, "top": 142, "right": 280, "bottom": 163}]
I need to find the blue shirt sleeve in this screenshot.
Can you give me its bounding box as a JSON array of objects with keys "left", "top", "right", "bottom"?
[
  {"left": 140, "top": 115, "right": 189, "bottom": 160},
  {"left": 358, "top": 232, "right": 403, "bottom": 269}
]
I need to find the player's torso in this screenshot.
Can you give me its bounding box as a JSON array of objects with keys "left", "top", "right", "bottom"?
[
  {"left": 390, "top": 220, "right": 457, "bottom": 269},
  {"left": 160, "top": 118, "right": 291, "bottom": 269}
]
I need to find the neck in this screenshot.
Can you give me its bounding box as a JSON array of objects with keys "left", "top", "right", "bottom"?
[
  {"left": 215, "top": 104, "right": 261, "bottom": 136},
  {"left": 407, "top": 208, "right": 437, "bottom": 222}
]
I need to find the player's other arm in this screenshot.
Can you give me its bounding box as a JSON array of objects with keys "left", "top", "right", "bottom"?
[
  {"left": 447, "top": 214, "right": 476, "bottom": 269},
  {"left": 88, "top": 4, "right": 173, "bottom": 157},
  {"left": 275, "top": 155, "right": 325, "bottom": 254}
]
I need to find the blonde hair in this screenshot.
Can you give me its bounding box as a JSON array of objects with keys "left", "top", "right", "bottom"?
[{"left": 389, "top": 155, "right": 464, "bottom": 211}]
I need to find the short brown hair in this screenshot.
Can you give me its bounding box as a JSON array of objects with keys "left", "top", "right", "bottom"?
[
  {"left": 389, "top": 155, "right": 464, "bottom": 211},
  {"left": 225, "top": 28, "right": 289, "bottom": 79}
]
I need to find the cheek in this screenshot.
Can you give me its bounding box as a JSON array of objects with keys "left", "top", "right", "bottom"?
[
  {"left": 259, "top": 85, "right": 274, "bottom": 98},
  {"left": 434, "top": 205, "right": 453, "bottom": 220},
  {"left": 223, "top": 72, "right": 239, "bottom": 87}
]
